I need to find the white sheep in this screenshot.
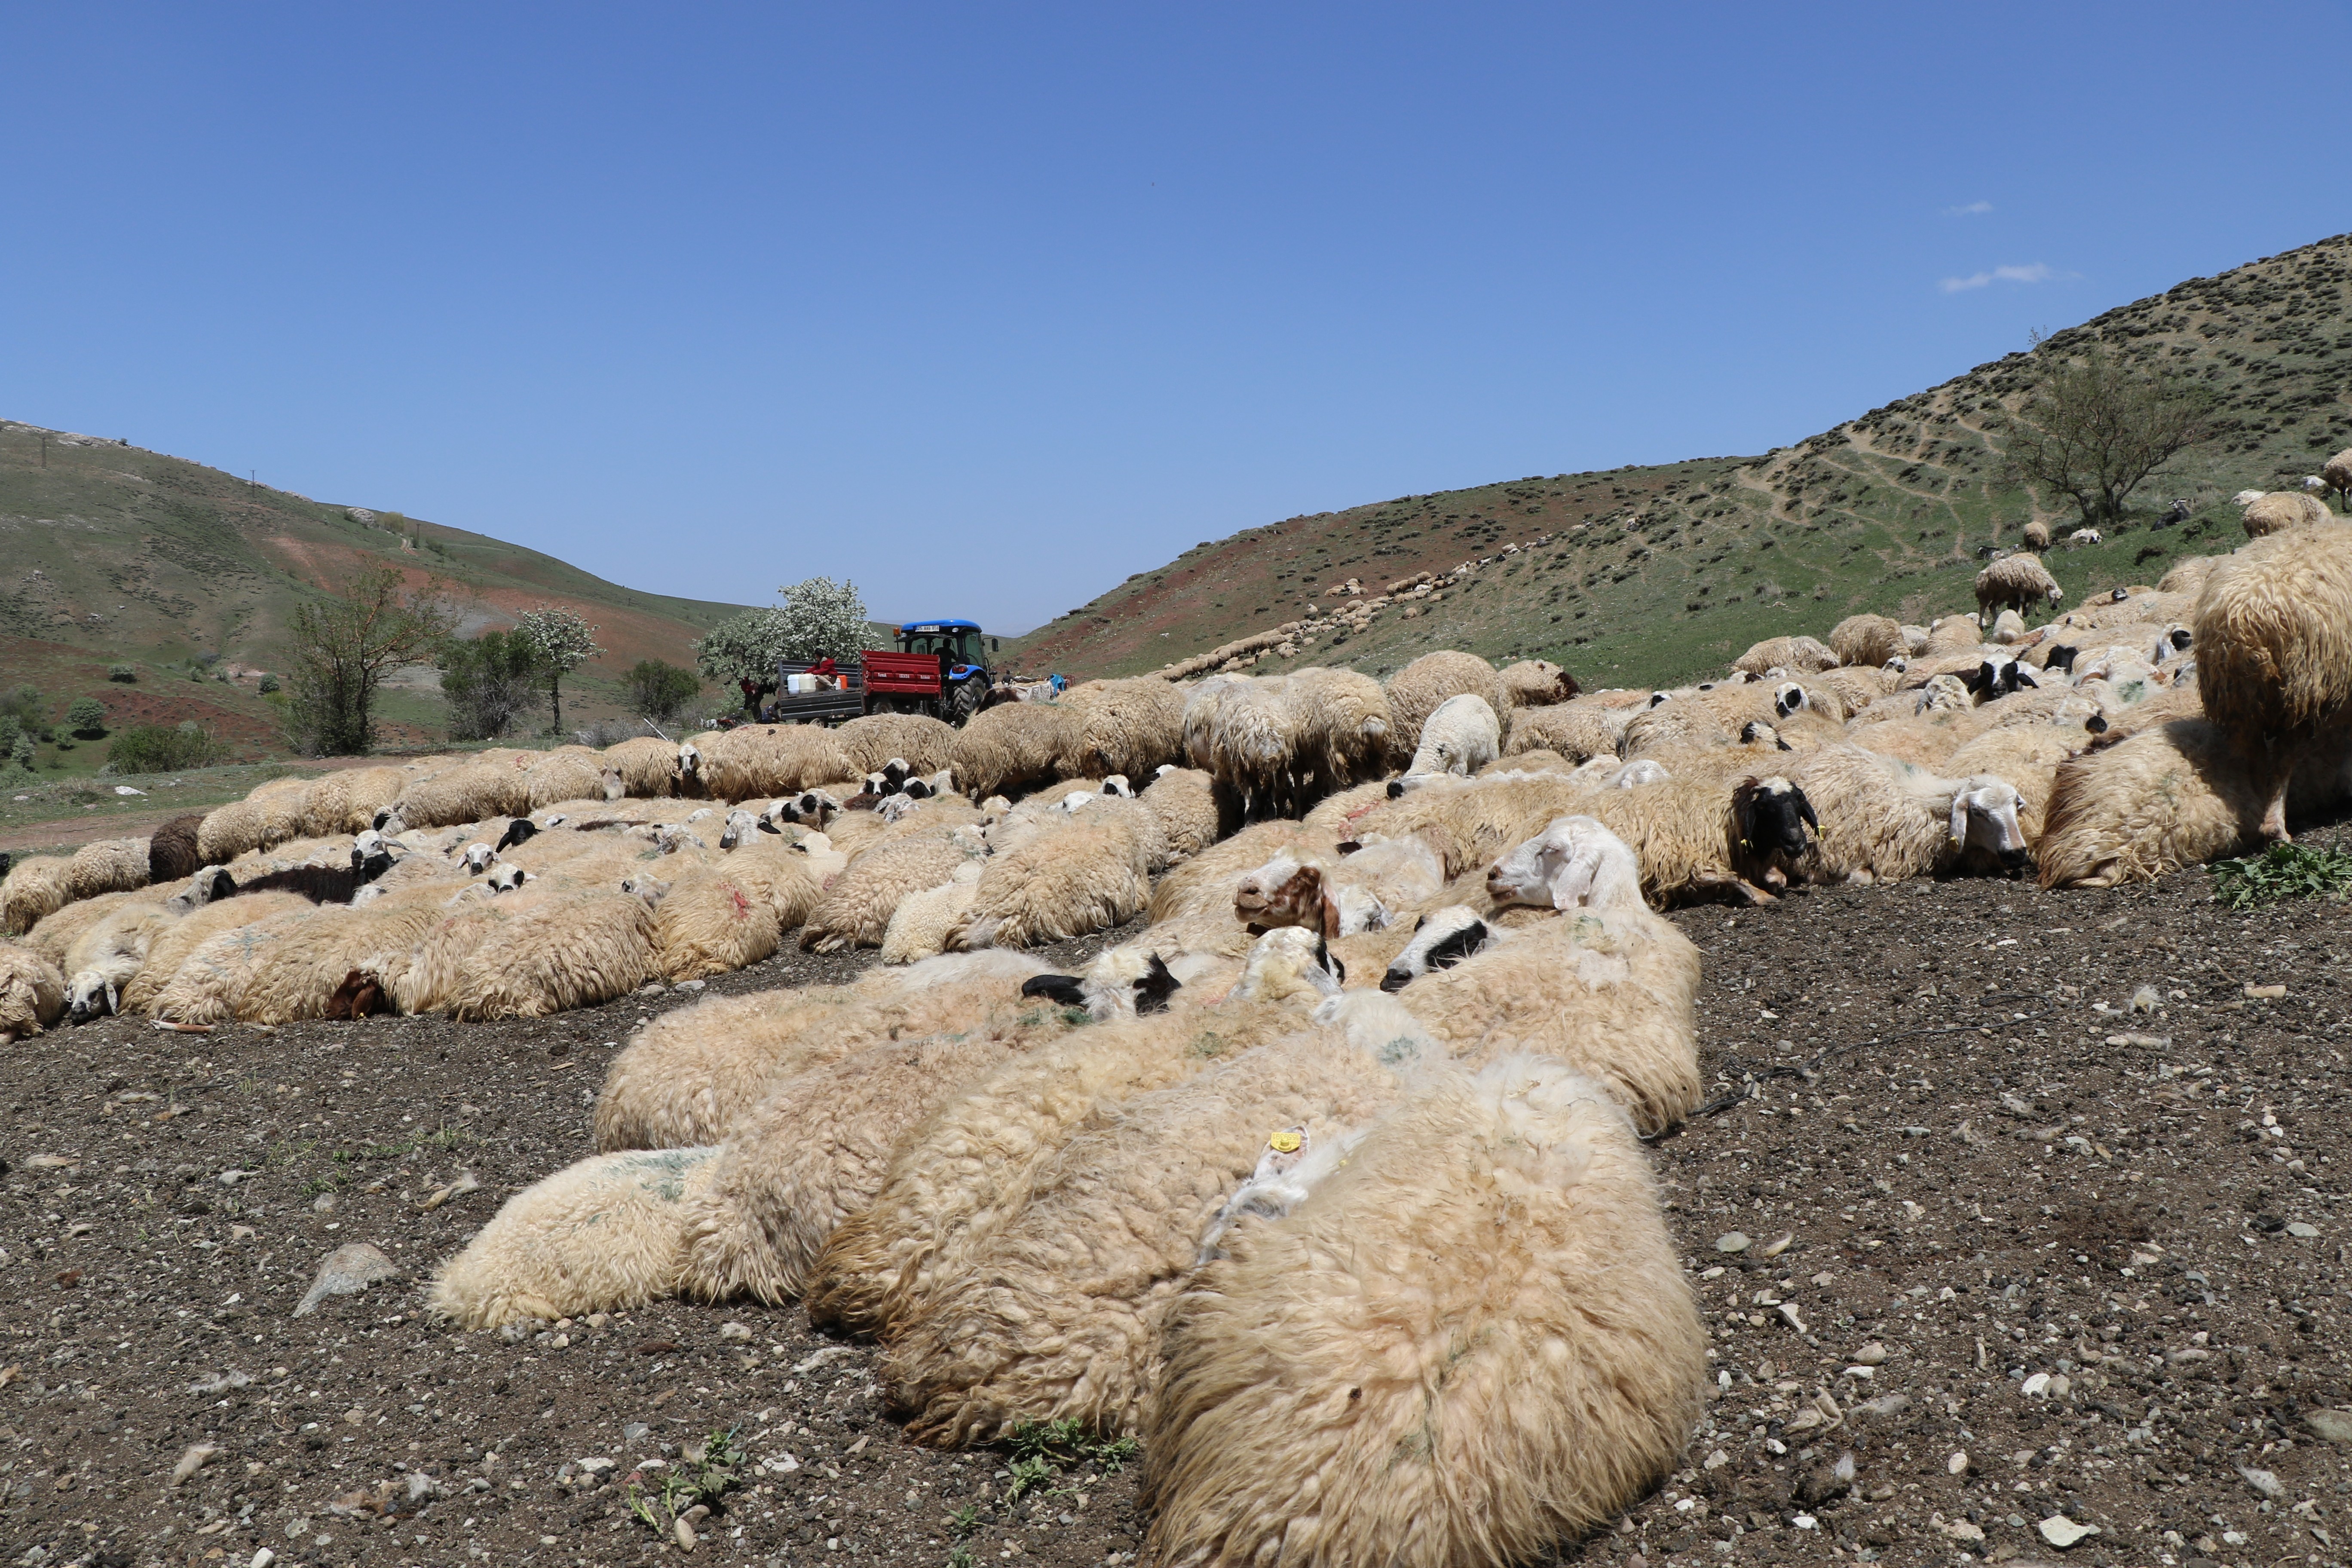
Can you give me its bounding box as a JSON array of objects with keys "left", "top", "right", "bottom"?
[
  {"left": 1483, "top": 816, "right": 1647, "bottom": 911},
  {"left": 1140, "top": 1057, "right": 1706, "bottom": 1568}
]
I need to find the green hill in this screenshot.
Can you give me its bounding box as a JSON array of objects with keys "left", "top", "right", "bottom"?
[
  {"left": 1004, "top": 231, "right": 2352, "bottom": 690},
  {"left": 0, "top": 421, "right": 756, "bottom": 764}
]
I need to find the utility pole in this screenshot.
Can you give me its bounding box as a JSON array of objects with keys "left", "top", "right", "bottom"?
[{"left": 39, "top": 434, "right": 47, "bottom": 468}]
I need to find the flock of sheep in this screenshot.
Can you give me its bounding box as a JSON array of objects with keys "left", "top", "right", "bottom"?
[{"left": 4, "top": 496, "right": 2350, "bottom": 1565}]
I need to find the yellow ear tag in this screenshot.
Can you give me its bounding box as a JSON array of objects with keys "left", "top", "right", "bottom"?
[{"left": 1268, "top": 1130, "right": 1303, "bottom": 1154}]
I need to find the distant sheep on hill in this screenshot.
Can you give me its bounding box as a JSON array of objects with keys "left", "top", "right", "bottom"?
[{"left": 2023, "top": 519, "right": 2052, "bottom": 550}]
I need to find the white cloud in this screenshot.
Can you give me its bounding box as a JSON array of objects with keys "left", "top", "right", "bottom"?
[
  {"left": 1944, "top": 200, "right": 1994, "bottom": 216},
  {"left": 1939, "top": 261, "right": 2063, "bottom": 293}
]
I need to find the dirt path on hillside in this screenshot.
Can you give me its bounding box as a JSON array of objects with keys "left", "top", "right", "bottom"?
[{"left": 6, "top": 843, "right": 2351, "bottom": 1567}]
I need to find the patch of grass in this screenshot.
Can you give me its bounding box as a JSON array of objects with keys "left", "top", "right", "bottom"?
[
  {"left": 1005, "top": 1417, "right": 1141, "bottom": 1495},
  {"left": 625, "top": 1427, "right": 743, "bottom": 1538},
  {"left": 2211, "top": 842, "right": 2352, "bottom": 909}
]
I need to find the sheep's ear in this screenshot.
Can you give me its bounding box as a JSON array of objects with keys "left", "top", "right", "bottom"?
[
  {"left": 1319, "top": 888, "right": 1341, "bottom": 943},
  {"left": 1731, "top": 782, "right": 1758, "bottom": 846},
  {"left": 1949, "top": 791, "right": 1971, "bottom": 848},
  {"left": 2015, "top": 667, "right": 2039, "bottom": 689},
  {"left": 104, "top": 980, "right": 119, "bottom": 1017},
  {"left": 1794, "top": 790, "right": 1820, "bottom": 837}
]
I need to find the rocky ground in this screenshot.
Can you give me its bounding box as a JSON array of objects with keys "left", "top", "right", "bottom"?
[{"left": 6, "top": 835, "right": 2352, "bottom": 1568}]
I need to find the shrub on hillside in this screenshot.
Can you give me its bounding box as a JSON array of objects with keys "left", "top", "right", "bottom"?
[
  {"left": 107, "top": 665, "right": 137, "bottom": 682},
  {"left": 257, "top": 673, "right": 280, "bottom": 694},
  {"left": 108, "top": 721, "right": 226, "bottom": 774},
  {"left": 624, "top": 659, "right": 700, "bottom": 725},
  {"left": 66, "top": 697, "right": 107, "bottom": 737},
  {"left": 440, "top": 628, "right": 545, "bottom": 742}
]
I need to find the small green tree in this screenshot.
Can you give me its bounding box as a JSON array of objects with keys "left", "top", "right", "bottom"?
[
  {"left": 8, "top": 732, "right": 34, "bottom": 773},
  {"left": 693, "top": 578, "right": 870, "bottom": 708},
  {"left": 513, "top": 605, "right": 604, "bottom": 738},
  {"left": 282, "top": 567, "right": 458, "bottom": 756},
  {"left": 65, "top": 697, "right": 106, "bottom": 736},
  {"left": 107, "top": 665, "right": 137, "bottom": 683},
  {"left": 2002, "top": 343, "right": 2214, "bottom": 527},
  {"left": 0, "top": 686, "right": 43, "bottom": 735},
  {"left": 440, "top": 629, "right": 546, "bottom": 741},
  {"left": 624, "top": 659, "right": 701, "bottom": 726},
  {"left": 257, "top": 672, "right": 280, "bottom": 694}
]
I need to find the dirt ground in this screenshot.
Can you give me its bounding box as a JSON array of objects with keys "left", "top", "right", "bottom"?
[{"left": 6, "top": 833, "right": 2352, "bottom": 1568}]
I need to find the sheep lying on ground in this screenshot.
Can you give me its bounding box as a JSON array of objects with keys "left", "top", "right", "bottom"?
[
  {"left": 119, "top": 891, "right": 312, "bottom": 1015},
  {"left": 448, "top": 886, "right": 663, "bottom": 1020},
  {"left": 64, "top": 902, "right": 176, "bottom": 1022},
  {"left": 805, "top": 946, "right": 1341, "bottom": 1338},
  {"left": 195, "top": 791, "right": 308, "bottom": 865},
  {"left": 1138, "top": 766, "right": 1219, "bottom": 864},
  {"left": 1502, "top": 696, "right": 1634, "bottom": 764},
  {"left": 880, "top": 1004, "right": 1429, "bottom": 1443},
  {"left": 953, "top": 803, "right": 1156, "bottom": 950},
  {"left": 799, "top": 828, "right": 980, "bottom": 953},
  {"left": 1574, "top": 775, "right": 1818, "bottom": 905},
  {"left": 836, "top": 712, "right": 959, "bottom": 778},
  {"left": 675, "top": 1029, "right": 1041, "bottom": 1305},
  {"left": 2193, "top": 526, "right": 2352, "bottom": 840},
  {"left": 1381, "top": 907, "right": 1703, "bottom": 1136},
  {"left": 599, "top": 736, "right": 685, "bottom": 797},
  {"left": 2037, "top": 718, "right": 2314, "bottom": 888},
  {"left": 1733, "top": 634, "right": 1837, "bottom": 675},
  {"left": 429, "top": 1147, "right": 722, "bottom": 1328},
  {"left": 147, "top": 814, "right": 205, "bottom": 884},
  {"left": 593, "top": 951, "right": 1052, "bottom": 1151},
  {"left": 1784, "top": 745, "right": 2031, "bottom": 883},
  {"left": 0, "top": 942, "right": 67, "bottom": 1041},
  {"left": 1141, "top": 1057, "right": 1706, "bottom": 1568},
  {"left": 300, "top": 768, "right": 406, "bottom": 837},
  {"left": 1497, "top": 658, "right": 1580, "bottom": 707}
]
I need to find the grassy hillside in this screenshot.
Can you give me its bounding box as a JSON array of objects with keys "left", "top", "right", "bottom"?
[
  {"left": 1005, "top": 231, "right": 2352, "bottom": 691},
  {"left": 0, "top": 422, "right": 756, "bottom": 765}
]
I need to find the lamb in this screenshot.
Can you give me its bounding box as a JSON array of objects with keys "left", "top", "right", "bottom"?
[
  {"left": 2193, "top": 527, "right": 2352, "bottom": 840},
  {"left": 0, "top": 942, "right": 67, "bottom": 1041},
  {"left": 2241, "top": 490, "right": 2333, "bottom": 538},
  {"left": 1140, "top": 1058, "right": 1705, "bottom": 1568},
  {"left": 1732, "top": 634, "right": 1837, "bottom": 676},
  {"left": 1829, "top": 613, "right": 1906, "bottom": 668},
  {"left": 1483, "top": 815, "right": 1648, "bottom": 911},
  {"left": 1382, "top": 650, "right": 1505, "bottom": 768},
  {"left": 2067, "top": 527, "right": 2104, "bottom": 548},
  {"left": 1396, "top": 692, "right": 1501, "bottom": 781},
  {"left": 428, "top": 1147, "right": 722, "bottom": 1329},
  {"left": 1976, "top": 552, "right": 2064, "bottom": 619},
  {"left": 1496, "top": 658, "right": 1580, "bottom": 707},
  {"left": 2023, "top": 518, "right": 2053, "bottom": 550},
  {"left": 64, "top": 902, "right": 177, "bottom": 1022},
  {"left": 147, "top": 814, "right": 206, "bottom": 885},
  {"left": 878, "top": 1004, "right": 1430, "bottom": 1442},
  {"left": 878, "top": 874, "right": 984, "bottom": 964}
]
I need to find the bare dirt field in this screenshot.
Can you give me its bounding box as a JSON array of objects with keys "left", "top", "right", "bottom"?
[{"left": 6, "top": 833, "right": 2352, "bottom": 1568}]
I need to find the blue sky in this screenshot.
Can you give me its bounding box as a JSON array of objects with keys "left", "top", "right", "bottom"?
[{"left": 6, "top": 4, "right": 2349, "bottom": 633}]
